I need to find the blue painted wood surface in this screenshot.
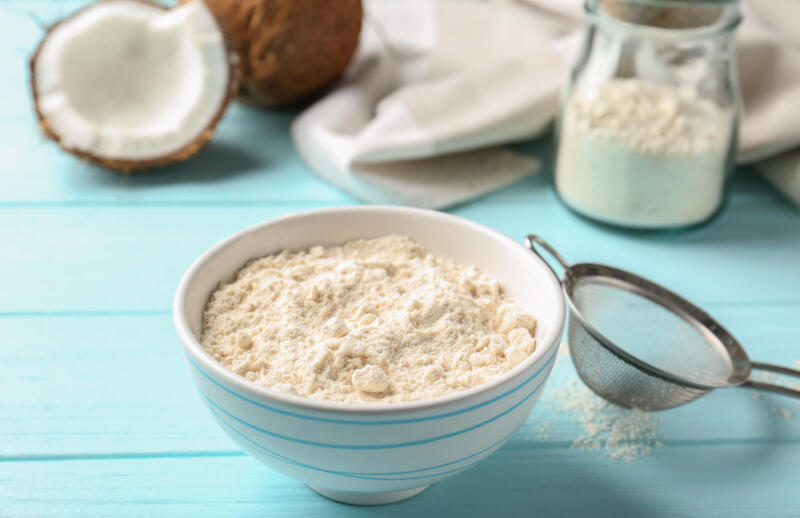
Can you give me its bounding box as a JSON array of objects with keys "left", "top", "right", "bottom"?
[{"left": 2, "top": 2, "right": 799, "bottom": 516}]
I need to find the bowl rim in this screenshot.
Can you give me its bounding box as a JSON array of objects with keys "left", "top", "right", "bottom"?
[{"left": 173, "top": 205, "right": 565, "bottom": 414}]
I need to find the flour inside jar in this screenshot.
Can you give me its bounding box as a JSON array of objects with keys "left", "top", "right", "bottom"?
[
  {"left": 201, "top": 235, "right": 538, "bottom": 403},
  {"left": 556, "top": 79, "right": 734, "bottom": 228}
]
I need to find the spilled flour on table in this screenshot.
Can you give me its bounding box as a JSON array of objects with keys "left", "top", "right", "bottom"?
[
  {"left": 552, "top": 378, "right": 662, "bottom": 463},
  {"left": 529, "top": 352, "right": 798, "bottom": 462},
  {"left": 533, "top": 343, "right": 662, "bottom": 463}
]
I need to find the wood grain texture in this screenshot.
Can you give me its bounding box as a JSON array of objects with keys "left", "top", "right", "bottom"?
[
  {"left": 1, "top": 173, "right": 797, "bottom": 314},
  {"left": 1, "top": 311, "right": 798, "bottom": 459},
  {"left": 2, "top": 0, "right": 800, "bottom": 515},
  {"left": 3, "top": 443, "right": 800, "bottom": 518}
]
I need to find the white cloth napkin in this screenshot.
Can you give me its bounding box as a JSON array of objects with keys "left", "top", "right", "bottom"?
[{"left": 292, "top": 0, "right": 800, "bottom": 209}]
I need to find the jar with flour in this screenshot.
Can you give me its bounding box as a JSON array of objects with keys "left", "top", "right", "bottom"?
[{"left": 555, "top": 0, "right": 741, "bottom": 229}]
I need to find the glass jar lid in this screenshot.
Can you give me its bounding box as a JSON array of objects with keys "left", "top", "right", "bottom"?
[{"left": 588, "top": 0, "right": 740, "bottom": 33}]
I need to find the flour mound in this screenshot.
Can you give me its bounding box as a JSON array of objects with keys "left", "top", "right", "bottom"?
[{"left": 201, "top": 235, "right": 538, "bottom": 403}]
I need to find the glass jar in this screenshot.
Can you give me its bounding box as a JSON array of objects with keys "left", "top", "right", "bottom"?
[{"left": 554, "top": 0, "right": 741, "bottom": 230}]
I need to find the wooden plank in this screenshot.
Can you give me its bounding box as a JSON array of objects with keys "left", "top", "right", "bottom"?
[
  {"left": 0, "top": 315, "right": 233, "bottom": 458},
  {"left": 1, "top": 173, "right": 797, "bottom": 314},
  {"left": 2, "top": 310, "right": 797, "bottom": 458},
  {"left": 0, "top": 204, "right": 334, "bottom": 313},
  {"left": 0, "top": 108, "right": 356, "bottom": 204},
  {"left": 2, "top": 442, "right": 799, "bottom": 517}
]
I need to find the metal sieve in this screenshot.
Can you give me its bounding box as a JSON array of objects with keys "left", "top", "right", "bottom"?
[{"left": 525, "top": 235, "right": 800, "bottom": 411}]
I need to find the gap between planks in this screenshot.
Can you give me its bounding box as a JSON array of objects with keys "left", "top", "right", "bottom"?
[
  {"left": 3, "top": 299, "right": 800, "bottom": 318},
  {"left": 0, "top": 192, "right": 776, "bottom": 209},
  {"left": 0, "top": 451, "right": 246, "bottom": 463},
  {"left": 0, "top": 200, "right": 349, "bottom": 209},
  {"left": 4, "top": 437, "right": 800, "bottom": 464}
]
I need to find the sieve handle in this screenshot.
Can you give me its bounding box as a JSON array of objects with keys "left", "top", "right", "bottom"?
[
  {"left": 741, "top": 362, "right": 800, "bottom": 399},
  {"left": 525, "top": 235, "right": 570, "bottom": 280}
]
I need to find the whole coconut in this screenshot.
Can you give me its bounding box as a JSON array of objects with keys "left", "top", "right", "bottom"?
[{"left": 197, "top": 0, "right": 362, "bottom": 106}]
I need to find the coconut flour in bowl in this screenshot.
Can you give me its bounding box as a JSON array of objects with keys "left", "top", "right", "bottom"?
[{"left": 201, "top": 235, "right": 538, "bottom": 403}]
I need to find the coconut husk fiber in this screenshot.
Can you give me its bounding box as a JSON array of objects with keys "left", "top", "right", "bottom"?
[{"left": 197, "top": 0, "right": 362, "bottom": 106}]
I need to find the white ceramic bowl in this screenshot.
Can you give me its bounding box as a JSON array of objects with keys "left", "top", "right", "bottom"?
[{"left": 174, "top": 206, "right": 565, "bottom": 505}]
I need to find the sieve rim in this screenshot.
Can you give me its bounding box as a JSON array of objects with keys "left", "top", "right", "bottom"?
[{"left": 562, "top": 262, "right": 752, "bottom": 390}]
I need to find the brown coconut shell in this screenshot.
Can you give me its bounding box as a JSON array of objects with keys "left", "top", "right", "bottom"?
[
  {"left": 29, "top": 0, "right": 240, "bottom": 173},
  {"left": 193, "top": 0, "right": 362, "bottom": 107}
]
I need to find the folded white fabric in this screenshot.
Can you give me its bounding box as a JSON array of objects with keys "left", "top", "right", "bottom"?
[{"left": 292, "top": 0, "right": 800, "bottom": 209}]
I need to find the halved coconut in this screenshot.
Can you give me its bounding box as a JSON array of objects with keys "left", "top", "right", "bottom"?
[{"left": 30, "top": 0, "right": 238, "bottom": 172}]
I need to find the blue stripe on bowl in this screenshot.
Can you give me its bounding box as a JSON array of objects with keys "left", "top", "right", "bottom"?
[
  {"left": 196, "top": 367, "right": 550, "bottom": 449},
  {"left": 187, "top": 347, "right": 558, "bottom": 426},
  {"left": 214, "top": 412, "right": 516, "bottom": 480}
]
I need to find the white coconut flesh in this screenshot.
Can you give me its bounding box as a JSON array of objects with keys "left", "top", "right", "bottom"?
[{"left": 33, "top": 0, "right": 229, "bottom": 161}]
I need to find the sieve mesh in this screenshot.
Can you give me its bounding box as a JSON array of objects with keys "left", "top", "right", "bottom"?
[
  {"left": 564, "top": 271, "right": 733, "bottom": 410},
  {"left": 568, "top": 313, "right": 710, "bottom": 410},
  {"left": 571, "top": 277, "right": 733, "bottom": 386}
]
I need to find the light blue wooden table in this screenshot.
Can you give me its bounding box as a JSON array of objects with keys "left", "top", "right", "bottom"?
[{"left": 3, "top": 2, "right": 800, "bottom": 516}]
